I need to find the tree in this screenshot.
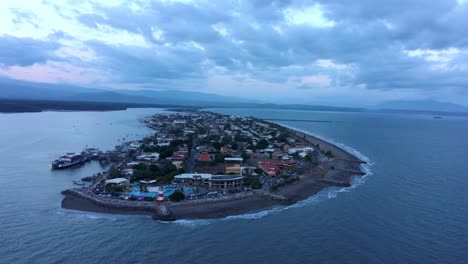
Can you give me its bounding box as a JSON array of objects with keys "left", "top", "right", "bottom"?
[
  {"left": 231, "top": 142, "right": 238, "bottom": 150},
  {"left": 256, "top": 139, "right": 269, "bottom": 149},
  {"left": 168, "top": 190, "right": 185, "bottom": 202},
  {"left": 215, "top": 153, "right": 225, "bottom": 163},
  {"left": 107, "top": 166, "right": 121, "bottom": 179},
  {"left": 133, "top": 163, "right": 147, "bottom": 171},
  {"left": 246, "top": 177, "right": 262, "bottom": 189},
  {"left": 105, "top": 184, "right": 123, "bottom": 193},
  {"left": 213, "top": 141, "right": 222, "bottom": 150},
  {"left": 222, "top": 135, "right": 232, "bottom": 145},
  {"left": 149, "top": 164, "right": 160, "bottom": 172},
  {"left": 241, "top": 151, "right": 250, "bottom": 161},
  {"left": 234, "top": 133, "right": 244, "bottom": 142},
  {"left": 277, "top": 133, "right": 289, "bottom": 143},
  {"left": 325, "top": 150, "right": 334, "bottom": 158}
]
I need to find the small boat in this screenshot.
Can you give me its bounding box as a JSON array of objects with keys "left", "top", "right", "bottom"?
[{"left": 73, "top": 180, "right": 86, "bottom": 186}]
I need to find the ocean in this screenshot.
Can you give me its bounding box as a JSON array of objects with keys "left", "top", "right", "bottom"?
[{"left": 0, "top": 108, "right": 466, "bottom": 264}]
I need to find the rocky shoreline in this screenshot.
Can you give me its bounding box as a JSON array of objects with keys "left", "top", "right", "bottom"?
[{"left": 61, "top": 122, "right": 367, "bottom": 221}]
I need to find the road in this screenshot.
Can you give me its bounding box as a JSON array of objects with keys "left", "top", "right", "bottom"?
[{"left": 185, "top": 137, "right": 197, "bottom": 173}]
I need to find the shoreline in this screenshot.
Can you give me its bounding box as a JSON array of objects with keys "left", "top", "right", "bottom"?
[{"left": 61, "top": 120, "right": 368, "bottom": 221}]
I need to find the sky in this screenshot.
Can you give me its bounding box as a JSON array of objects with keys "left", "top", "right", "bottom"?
[{"left": 1, "top": 0, "right": 468, "bottom": 107}]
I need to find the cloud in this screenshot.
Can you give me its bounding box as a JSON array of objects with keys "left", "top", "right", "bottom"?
[
  {"left": 1, "top": 0, "right": 468, "bottom": 106},
  {"left": 0, "top": 35, "right": 60, "bottom": 67}
]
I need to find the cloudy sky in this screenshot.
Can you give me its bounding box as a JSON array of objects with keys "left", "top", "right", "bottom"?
[{"left": 1, "top": 0, "right": 468, "bottom": 106}]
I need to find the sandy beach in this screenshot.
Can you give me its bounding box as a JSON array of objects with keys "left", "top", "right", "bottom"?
[{"left": 61, "top": 123, "right": 367, "bottom": 220}]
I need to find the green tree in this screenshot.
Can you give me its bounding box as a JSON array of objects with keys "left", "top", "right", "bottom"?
[
  {"left": 133, "top": 163, "right": 147, "bottom": 171},
  {"left": 222, "top": 135, "right": 232, "bottom": 145},
  {"left": 149, "top": 164, "right": 160, "bottom": 172},
  {"left": 107, "top": 166, "right": 121, "bottom": 179},
  {"left": 231, "top": 142, "right": 238, "bottom": 150},
  {"left": 325, "top": 150, "right": 334, "bottom": 158},
  {"left": 246, "top": 177, "right": 262, "bottom": 189},
  {"left": 241, "top": 151, "right": 250, "bottom": 161},
  {"left": 256, "top": 139, "right": 269, "bottom": 149},
  {"left": 215, "top": 153, "right": 225, "bottom": 163},
  {"left": 277, "top": 133, "right": 289, "bottom": 142},
  {"left": 168, "top": 190, "right": 185, "bottom": 202},
  {"left": 213, "top": 141, "right": 222, "bottom": 150}
]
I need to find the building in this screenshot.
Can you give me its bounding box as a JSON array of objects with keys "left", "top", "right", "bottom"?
[
  {"left": 224, "top": 157, "right": 243, "bottom": 163},
  {"left": 258, "top": 160, "right": 281, "bottom": 177},
  {"left": 225, "top": 164, "right": 242, "bottom": 174},
  {"left": 173, "top": 173, "right": 244, "bottom": 190},
  {"left": 209, "top": 175, "right": 244, "bottom": 190},
  {"left": 174, "top": 173, "right": 212, "bottom": 185},
  {"left": 136, "top": 152, "right": 160, "bottom": 162},
  {"left": 198, "top": 153, "right": 212, "bottom": 162},
  {"left": 105, "top": 178, "right": 129, "bottom": 187},
  {"left": 288, "top": 147, "right": 315, "bottom": 154}
]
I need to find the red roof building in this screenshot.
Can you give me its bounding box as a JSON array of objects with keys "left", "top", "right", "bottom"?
[
  {"left": 258, "top": 160, "right": 281, "bottom": 177},
  {"left": 198, "top": 153, "right": 212, "bottom": 162}
]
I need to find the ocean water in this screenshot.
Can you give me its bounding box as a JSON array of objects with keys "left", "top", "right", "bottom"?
[{"left": 0, "top": 108, "right": 467, "bottom": 264}]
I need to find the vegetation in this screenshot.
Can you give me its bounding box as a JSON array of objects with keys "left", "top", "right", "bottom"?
[
  {"left": 105, "top": 184, "right": 123, "bottom": 193},
  {"left": 214, "top": 153, "right": 225, "bottom": 163},
  {"left": 245, "top": 177, "right": 263, "bottom": 189},
  {"left": 277, "top": 132, "right": 290, "bottom": 143},
  {"left": 107, "top": 166, "right": 121, "bottom": 179},
  {"left": 131, "top": 162, "right": 179, "bottom": 183},
  {"left": 256, "top": 139, "right": 269, "bottom": 149},
  {"left": 324, "top": 150, "right": 335, "bottom": 158},
  {"left": 168, "top": 190, "right": 185, "bottom": 202}
]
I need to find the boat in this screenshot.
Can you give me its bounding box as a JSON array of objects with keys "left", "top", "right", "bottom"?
[
  {"left": 73, "top": 180, "right": 86, "bottom": 186},
  {"left": 51, "top": 152, "right": 88, "bottom": 169}
]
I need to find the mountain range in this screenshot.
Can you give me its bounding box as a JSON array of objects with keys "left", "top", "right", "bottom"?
[{"left": 1, "top": 78, "right": 468, "bottom": 114}]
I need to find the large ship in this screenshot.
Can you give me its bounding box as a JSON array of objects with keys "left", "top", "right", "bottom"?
[{"left": 51, "top": 152, "right": 88, "bottom": 169}]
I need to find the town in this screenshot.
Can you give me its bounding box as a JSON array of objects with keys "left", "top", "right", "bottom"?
[{"left": 72, "top": 111, "right": 334, "bottom": 204}]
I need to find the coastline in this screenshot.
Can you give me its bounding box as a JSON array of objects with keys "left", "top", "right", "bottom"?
[{"left": 61, "top": 121, "right": 368, "bottom": 221}]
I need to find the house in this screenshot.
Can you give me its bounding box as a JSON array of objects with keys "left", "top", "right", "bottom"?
[
  {"left": 258, "top": 160, "right": 281, "bottom": 177},
  {"left": 172, "top": 160, "right": 184, "bottom": 169},
  {"left": 136, "top": 152, "right": 160, "bottom": 162},
  {"left": 105, "top": 178, "right": 129, "bottom": 187},
  {"left": 126, "top": 162, "right": 140, "bottom": 169},
  {"left": 288, "top": 147, "right": 315, "bottom": 154},
  {"left": 128, "top": 142, "right": 142, "bottom": 150},
  {"left": 198, "top": 153, "right": 212, "bottom": 162}
]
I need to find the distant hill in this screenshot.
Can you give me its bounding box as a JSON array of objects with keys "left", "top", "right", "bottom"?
[
  {"left": 6, "top": 78, "right": 466, "bottom": 115},
  {"left": 376, "top": 100, "right": 468, "bottom": 113},
  {"left": 0, "top": 78, "right": 255, "bottom": 106}
]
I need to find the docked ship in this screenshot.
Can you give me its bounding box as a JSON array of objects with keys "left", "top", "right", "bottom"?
[{"left": 51, "top": 152, "right": 88, "bottom": 169}]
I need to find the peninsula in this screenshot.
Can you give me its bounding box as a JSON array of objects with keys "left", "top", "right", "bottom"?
[{"left": 61, "top": 111, "right": 366, "bottom": 221}]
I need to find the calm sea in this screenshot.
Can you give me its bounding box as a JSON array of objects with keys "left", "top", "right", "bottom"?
[{"left": 0, "top": 108, "right": 466, "bottom": 264}]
